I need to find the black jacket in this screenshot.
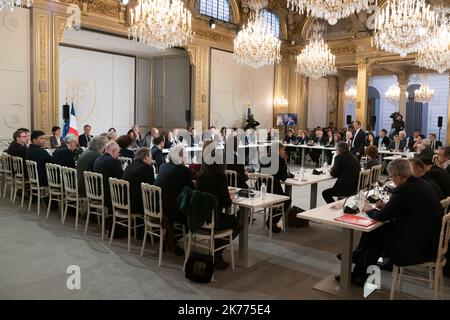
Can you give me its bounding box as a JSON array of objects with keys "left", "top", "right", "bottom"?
[
  {"left": 119, "top": 148, "right": 134, "bottom": 160},
  {"left": 351, "top": 129, "right": 366, "bottom": 156},
  {"left": 151, "top": 146, "right": 165, "bottom": 173},
  {"left": 50, "top": 136, "right": 64, "bottom": 149},
  {"left": 52, "top": 144, "right": 76, "bottom": 168},
  {"left": 76, "top": 149, "right": 101, "bottom": 196},
  {"left": 197, "top": 172, "right": 232, "bottom": 212},
  {"left": 376, "top": 136, "right": 390, "bottom": 148},
  {"left": 260, "top": 156, "right": 288, "bottom": 195},
  {"left": 226, "top": 156, "right": 249, "bottom": 189},
  {"left": 93, "top": 153, "right": 123, "bottom": 209},
  {"left": 430, "top": 140, "right": 442, "bottom": 150},
  {"left": 329, "top": 152, "right": 360, "bottom": 196},
  {"left": 78, "top": 133, "right": 93, "bottom": 148},
  {"left": 155, "top": 162, "right": 195, "bottom": 221},
  {"left": 122, "top": 159, "right": 155, "bottom": 214},
  {"left": 425, "top": 165, "right": 450, "bottom": 197},
  {"left": 7, "top": 141, "right": 27, "bottom": 159},
  {"left": 25, "top": 144, "right": 53, "bottom": 186},
  {"left": 367, "top": 176, "right": 443, "bottom": 266}
]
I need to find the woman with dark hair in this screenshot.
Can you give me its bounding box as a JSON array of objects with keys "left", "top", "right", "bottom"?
[
  {"left": 220, "top": 127, "right": 227, "bottom": 143},
  {"left": 50, "top": 126, "right": 64, "bottom": 149},
  {"left": 365, "top": 132, "right": 378, "bottom": 148},
  {"left": 108, "top": 128, "right": 116, "bottom": 133},
  {"left": 196, "top": 141, "right": 241, "bottom": 270},
  {"left": 164, "top": 131, "right": 176, "bottom": 149},
  {"left": 116, "top": 135, "right": 134, "bottom": 159},
  {"left": 364, "top": 145, "right": 380, "bottom": 170}
]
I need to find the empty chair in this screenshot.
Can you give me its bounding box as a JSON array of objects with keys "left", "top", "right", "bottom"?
[
  {"left": 46, "top": 163, "right": 64, "bottom": 222},
  {"left": 183, "top": 208, "right": 235, "bottom": 272},
  {"left": 248, "top": 172, "right": 285, "bottom": 238},
  {"left": 25, "top": 160, "right": 47, "bottom": 216},
  {"left": 225, "top": 170, "right": 237, "bottom": 188},
  {"left": 62, "top": 166, "right": 85, "bottom": 230},
  {"left": 2, "top": 154, "right": 14, "bottom": 201},
  {"left": 12, "top": 156, "right": 26, "bottom": 207},
  {"left": 109, "top": 178, "right": 144, "bottom": 252},
  {"left": 84, "top": 171, "right": 109, "bottom": 239},
  {"left": 357, "top": 169, "right": 371, "bottom": 193},
  {"left": 118, "top": 157, "right": 132, "bottom": 170},
  {"left": 390, "top": 197, "right": 450, "bottom": 300}
]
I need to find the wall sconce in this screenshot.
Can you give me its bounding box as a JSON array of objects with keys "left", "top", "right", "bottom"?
[
  {"left": 274, "top": 96, "right": 289, "bottom": 108},
  {"left": 209, "top": 18, "right": 216, "bottom": 30}
]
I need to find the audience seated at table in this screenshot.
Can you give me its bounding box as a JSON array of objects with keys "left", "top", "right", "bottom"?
[
  {"left": 322, "top": 141, "right": 360, "bottom": 204},
  {"left": 365, "top": 132, "right": 378, "bottom": 148},
  {"left": 25, "top": 130, "right": 53, "bottom": 186},
  {"left": 78, "top": 124, "right": 93, "bottom": 148},
  {"left": 196, "top": 141, "right": 241, "bottom": 269},
  {"left": 429, "top": 133, "right": 442, "bottom": 151},
  {"left": 52, "top": 133, "right": 77, "bottom": 168},
  {"left": 349, "top": 159, "right": 443, "bottom": 287},
  {"left": 409, "top": 158, "right": 444, "bottom": 200},
  {"left": 388, "top": 135, "right": 405, "bottom": 152},
  {"left": 122, "top": 147, "right": 155, "bottom": 214},
  {"left": 93, "top": 142, "right": 123, "bottom": 210},
  {"left": 283, "top": 129, "right": 296, "bottom": 163},
  {"left": 164, "top": 131, "right": 176, "bottom": 149},
  {"left": 364, "top": 145, "right": 380, "bottom": 170},
  {"left": 151, "top": 136, "right": 166, "bottom": 173},
  {"left": 260, "top": 143, "right": 291, "bottom": 233},
  {"left": 309, "top": 129, "right": 326, "bottom": 167},
  {"left": 376, "top": 129, "right": 390, "bottom": 148},
  {"left": 77, "top": 135, "right": 108, "bottom": 197},
  {"left": 50, "top": 126, "right": 64, "bottom": 149},
  {"left": 143, "top": 127, "right": 160, "bottom": 148},
  {"left": 6, "top": 128, "right": 29, "bottom": 160},
  {"left": 155, "top": 145, "right": 195, "bottom": 253},
  {"left": 131, "top": 125, "right": 142, "bottom": 148},
  {"left": 436, "top": 146, "right": 450, "bottom": 174},
  {"left": 418, "top": 152, "right": 450, "bottom": 197},
  {"left": 116, "top": 135, "right": 135, "bottom": 160},
  {"left": 295, "top": 129, "right": 309, "bottom": 145}
]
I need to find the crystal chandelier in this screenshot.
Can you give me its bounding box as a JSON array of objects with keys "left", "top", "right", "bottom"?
[
  {"left": 274, "top": 96, "right": 289, "bottom": 108},
  {"left": 385, "top": 82, "right": 407, "bottom": 106},
  {"left": 296, "top": 24, "right": 336, "bottom": 80},
  {"left": 0, "top": 0, "right": 32, "bottom": 12},
  {"left": 233, "top": 0, "right": 282, "bottom": 68},
  {"left": 128, "top": 0, "right": 194, "bottom": 50},
  {"left": 416, "top": 18, "right": 450, "bottom": 73},
  {"left": 287, "top": 0, "right": 376, "bottom": 25},
  {"left": 345, "top": 80, "right": 357, "bottom": 103},
  {"left": 373, "top": 0, "right": 438, "bottom": 57},
  {"left": 414, "top": 84, "right": 434, "bottom": 103}
]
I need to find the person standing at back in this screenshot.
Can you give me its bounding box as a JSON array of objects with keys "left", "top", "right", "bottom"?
[{"left": 351, "top": 120, "right": 366, "bottom": 160}]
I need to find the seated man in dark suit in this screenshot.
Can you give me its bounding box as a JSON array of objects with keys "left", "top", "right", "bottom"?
[
  {"left": 7, "top": 128, "right": 29, "bottom": 160},
  {"left": 52, "top": 133, "right": 77, "bottom": 168},
  {"left": 93, "top": 142, "right": 123, "bottom": 210},
  {"left": 78, "top": 124, "right": 93, "bottom": 148},
  {"left": 151, "top": 136, "right": 166, "bottom": 173},
  {"left": 428, "top": 133, "right": 442, "bottom": 151},
  {"left": 409, "top": 158, "right": 444, "bottom": 200},
  {"left": 122, "top": 147, "right": 155, "bottom": 214},
  {"left": 420, "top": 152, "right": 450, "bottom": 197},
  {"left": 376, "top": 129, "right": 390, "bottom": 149},
  {"left": 77, "top": 135, "right": 108, "bottom": 197},
  {"left": 388, "top": 135, "right": 405, "bottom": 152},
  {"left": 25, "top": 130, "right": 53, "bottom": 186},
  {"left": 436, "top": 146, "right": 450, "bottom": 175},
  {"left": 322, "top": 141, "right": 361, "bottom": 204},
  {"left": 349, "top": 159, "right": 443, "bottom": 286}
]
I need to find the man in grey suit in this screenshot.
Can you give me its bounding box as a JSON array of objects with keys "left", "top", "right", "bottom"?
[{"left": 76, "top": 135, "right": 108, "bottom": 197}]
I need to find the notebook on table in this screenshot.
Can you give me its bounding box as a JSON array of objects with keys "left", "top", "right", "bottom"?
[{"left": 335, "top": 214, "right": 377, "bottom": 227}]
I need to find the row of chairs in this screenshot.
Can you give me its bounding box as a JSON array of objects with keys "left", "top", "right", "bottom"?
[{"left": 357, "top": 164, "right": 383, "bottom": 193}]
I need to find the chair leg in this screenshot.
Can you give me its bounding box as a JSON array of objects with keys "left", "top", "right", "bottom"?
[
  {"left": 390, "top": 266, "right": 399, "bottom": 300},
  {"left": 28, "top": 189, "right": 32, "bottom": 212},
  {"left": 84, "top": 205, "right": 91, "bottom": 234},
  {"left": 158, "top": 228, "right": 164, "bottom": 267},
  {"left": 101, "top": 209, "right": 106, "bottom": 241},
  {"left": 46, "top": 193, "right": 52, "bottom": 218},
  {"left": 127, "top": 217, "right": 131, "bottom": 253},
  {"left": 281, "top": 207, "right": 286, "bottom": 232},
  {"left": 37, "top": 191, "right": 41, "bottom": 216},
  {"left": 230, "top": 234, "right": 235, "bottom": 271},
  {"left": 268, "top": 209, "right": 273, "bottom": 239},
  {"left": 150, "top": 226, "right": 154, "bottom": 245},
  {"left": 140, "top": 226, "right": 147, "bottom": 256},
  {"left": 20, "top": 186, "right": 25, "bottom": 208},
  {"left": 183, "top": 233, "right": 192, "bottom": 272},
  {"left": 12, "top": 184, "right": 17, "bottom": 205},
  {"left": 62, "top": 199, "right": 68, "bottom": 225},
  {"left": 74, "top": 201, "right": 79, "bottom": 231},
  {"left": 60, "top": 196, "right": 64, "bottom": 223},
  {"left": 433, "top": 267, "right": 439, "bottom": 300},
  {"left": 109, "top": 215, "right": 116, "bottom": 245}
]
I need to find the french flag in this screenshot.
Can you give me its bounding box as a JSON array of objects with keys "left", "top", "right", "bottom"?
[{"left": 67, "top": 103, "right": 79, "bottom": 139}]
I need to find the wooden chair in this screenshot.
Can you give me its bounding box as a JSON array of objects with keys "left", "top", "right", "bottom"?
[
  {"left": 2, "top": 154, "right": 14, "bottom": 201},
  {"left": 225, "top": 170, "right": 237, "bottom": 188},
  {"left": 46, "top": 163, "right": 64, "bottom": 222},
  {"left": 183, "top": 208, "right": 235, "bottom": 272},
  {"left": 84, "top": 171, "right": 109, "bottom": 240},
  {"left": 248, "top": 172, "right": 285, "bottom": 239},
  {"left": 357, "top": 169, "right": 371, "bottom": 193},
  {"left": 369, "top": 164, "right": 382, "bottom": 189},
  {"left": 25, "top": 160, "right": 47, "bottom": 216},
  {"left": 108, "top": 178, "right": 144, "bottom": 252},
  {"left": 118, "top": 157, "right": 132, "bottom": 170},
  {"left": 62, "top": 167, "right": 85, "bottom": 230},
  {"left": 12, "top": 156, "right": 26, "bottom": 207},
  {"left": 0, "top": 154, "right": 4, "bottom": 197},
  {"left": 390, "top": 197, "right": 450, "bottom": 300}
]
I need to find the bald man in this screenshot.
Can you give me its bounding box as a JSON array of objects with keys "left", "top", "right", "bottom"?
[{"left": 93, "top": 142, "right": 123, "bottom": 210}]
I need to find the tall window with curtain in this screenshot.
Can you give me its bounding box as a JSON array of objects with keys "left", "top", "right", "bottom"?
[
  {"left": 260, "top": 9, "right": 281, "bottom": 38},
  {"left": 199, "top": 0, "right": 231, "bottom": 22}
]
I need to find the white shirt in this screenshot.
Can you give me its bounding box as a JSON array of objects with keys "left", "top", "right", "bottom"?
[{"left": 352, "top": 128, "right": 361, "bottom": 148}]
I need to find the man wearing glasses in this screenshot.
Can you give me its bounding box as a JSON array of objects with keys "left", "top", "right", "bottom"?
[{"left": 6, "top": 128, "right": 30, "bottom": 160}]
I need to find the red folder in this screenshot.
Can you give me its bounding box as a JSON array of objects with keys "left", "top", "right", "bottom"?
[{"left": 335, "top": 214, "right": 377, "bottom": 227}]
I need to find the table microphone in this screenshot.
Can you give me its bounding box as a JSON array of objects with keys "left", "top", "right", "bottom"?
[{"left": 342, "top": 195, "right": 360, "bottom": 214}]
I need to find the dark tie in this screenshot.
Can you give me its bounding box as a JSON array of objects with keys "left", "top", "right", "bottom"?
[{"left": 432, "top": 141, "right": 435, "bottom": 149}]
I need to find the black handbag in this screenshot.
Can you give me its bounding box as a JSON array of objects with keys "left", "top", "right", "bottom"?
[{"left": 185, "top": 251, "right": 214, "bottom": 283}]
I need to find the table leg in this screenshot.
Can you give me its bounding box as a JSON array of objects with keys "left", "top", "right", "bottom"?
[
  {"left": 340, "top": 228, "right": 354, "bottom": 289},
  {"left": 285, "top": 185, "right": 292, "bottom": 210},
  {"left": 238, "top": 207, "right": 250, "bottom": 265},
  {"left": 321, "top": 149, "right": 325, "bottom": 167},
  {"left": 309, "top": 183, "right": 318, "bottom": 209},
  {"left": 301, "top": 148, "right": 305, "bottom": 167}
]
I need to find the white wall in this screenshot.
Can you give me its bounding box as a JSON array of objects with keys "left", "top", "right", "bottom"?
[
  {"left": 307, "top": 78, "right": 329, "bottom": 128},
  {"left": 0, "top": 8, "right": 30, "bottom": 143},
  {"left": 210, "top": 49, "right": 274, "bottom": 129},
  {"left": 59, "top": 46, "right": 135, "bottom": 135}
]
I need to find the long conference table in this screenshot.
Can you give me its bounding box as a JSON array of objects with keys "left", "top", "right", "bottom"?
[{"left": 297, "top": 196, "right": 384, "bottom": 298}]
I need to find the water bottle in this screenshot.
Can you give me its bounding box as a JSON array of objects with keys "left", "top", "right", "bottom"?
[
  {"left": 260, "top": 183, "right": 267, "bottom": 200},
  {"left": 323, "top": 161, "right": 328, "bottom": 173},
  {"left": 299, "top": 167, "right": 305, "bottom": 181}
]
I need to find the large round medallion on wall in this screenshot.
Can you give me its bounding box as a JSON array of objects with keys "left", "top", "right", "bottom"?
[
  {"left": 59, "top": 55, "right": 96, "bottom": 123},
  {"left": 3, "top": 104, "right": 26, "bottom": 130},
  {"left": 2, "top": 12, "right": 19, "bottom": 32}
]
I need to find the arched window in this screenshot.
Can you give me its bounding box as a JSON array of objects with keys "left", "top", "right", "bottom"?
[
  {"left": 260, "top": 9, "right": 281, "bottom": 38},
  {"left": 199, "top": 0, "right": 231, "bottom": 22}
]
